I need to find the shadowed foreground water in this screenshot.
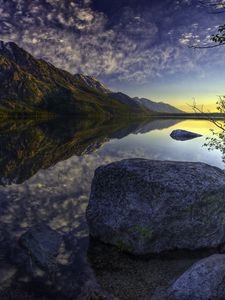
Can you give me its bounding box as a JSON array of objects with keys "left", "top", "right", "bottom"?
[{"left": 0, "top": 117, "right": 223, "bottom": 300}]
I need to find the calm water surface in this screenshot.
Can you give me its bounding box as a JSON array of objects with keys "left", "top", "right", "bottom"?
[{"left": 0, "top": 118, "right": 223, "bottom": 299}]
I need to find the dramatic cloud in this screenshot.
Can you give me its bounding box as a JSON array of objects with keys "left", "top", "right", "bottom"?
[{"left": 0, "top": 0, "right": 225, "bottom": 85}]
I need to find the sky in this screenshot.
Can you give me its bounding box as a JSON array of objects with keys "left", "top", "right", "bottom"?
[{"left": 0, "top": 0, "right": 225, "bottom": 111}]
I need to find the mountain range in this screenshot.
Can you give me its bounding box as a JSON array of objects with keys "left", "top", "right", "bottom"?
[{"left": 0, "top": 41, "right": 183, "bottom": 116}]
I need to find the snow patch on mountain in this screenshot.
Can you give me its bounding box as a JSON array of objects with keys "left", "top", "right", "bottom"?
[{"left": 74, "top": 74, "right": 110, "bottom": 94}]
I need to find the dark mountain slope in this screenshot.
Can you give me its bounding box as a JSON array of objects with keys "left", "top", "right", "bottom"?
[{"left": 0, "top": 41, "right": 152, "bottom": 116}]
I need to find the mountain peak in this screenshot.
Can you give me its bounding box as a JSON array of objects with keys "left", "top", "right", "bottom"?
[
  {"left": 0, "top": 40, "right": 21, "bottom": 54},
  {"left": 0, "top": 40, "right": 36, "bottom": 68},
  {"left": 133, "top": 97, "right": 184, "bottom": 114},
  {"left": 74, "top": 74, "right": 111, "bottom": 94},
  {"left": 0, "top": 41, "right": 16, "bottom": 57}
]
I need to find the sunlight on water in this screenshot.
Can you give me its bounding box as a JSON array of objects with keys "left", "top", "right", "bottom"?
[{"left": 100, "top": 119, "right": 223, "bottom": 169}]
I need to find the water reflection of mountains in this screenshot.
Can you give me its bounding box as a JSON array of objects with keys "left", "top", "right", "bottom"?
[{"left": 0, "top": 118, "right": 180, "bottom": 185}]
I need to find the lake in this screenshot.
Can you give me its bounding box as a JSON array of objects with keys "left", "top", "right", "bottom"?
[{"left": 0, "top": 117, "right": 223, "bottom": 300}]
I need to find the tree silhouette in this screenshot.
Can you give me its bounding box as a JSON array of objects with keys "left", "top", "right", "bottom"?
[
  {"left": 190, "top": 1, "right": 225, "bottom": 48},
  {"left": 191, "top": 97, "right": 225, "bottom": 163},
  {"left": 201, "top": 98, "right": 225, "bottom": 162},
  {"left": 187, "top": 2, "right": 225, "bottom": 162},
  {"left": 199, "top": 1, "right": 225, "bottom": 14},
  {"left": 204, "top": 130, "right": 225, "bottom": 163}
]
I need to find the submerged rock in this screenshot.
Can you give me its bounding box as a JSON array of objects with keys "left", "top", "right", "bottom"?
[
  {"left": 151, "top": 254, "right": 225, "bottom": 300},
  {"left": 19, "top": 223, "right": 62, "bottom": 270},
  {"left": 50, "top": 235, "right": 118, "bottom": 300},
  {"left": 0, "top": 264, "right": 16, "bottom": 288},
  {"left": 16, "top": 229, "right": 117, "bottom": 299},
  {"left": 170, "top": 129, "right": 202, "bottom": 141},
  {"left": 86, "top": 159, "right": 225, "bottom": 254}
]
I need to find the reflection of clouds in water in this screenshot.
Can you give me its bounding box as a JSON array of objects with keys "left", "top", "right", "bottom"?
[
  {"left": 101, "top": 145, "right": 167, "bottom": 161},
  {"left": 0, "top": 144, "right": 159, "bottom": 295},
  {"left": 0, "top": 146, "right": 158, "bottom": 243}
]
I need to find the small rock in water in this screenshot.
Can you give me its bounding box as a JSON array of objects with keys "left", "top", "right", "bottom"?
[
  {"left": 170, "top": 129, "right": 202, "bottom": 141},
  {"left": 151, "top": 254, "right": 225, "bottom": 300},
  {"left": 18, "top": 230, "right": 117, "bottom": 299},
  {"left": 0, "top": 264, "right": 17, "bottom": 288},
  {"left": 19, "top": 223, "right": 62, "bottom": 270}
]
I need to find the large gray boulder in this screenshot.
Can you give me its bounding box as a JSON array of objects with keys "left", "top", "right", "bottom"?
[
  {"left": 86, "top": 159, "right": 225, "bottom": 254},
  {"left": 170, "top": 129, "right": 202, "bottom": 141},
  {"left": 151, "top": 254, "right": 225, "bottom": 300}
]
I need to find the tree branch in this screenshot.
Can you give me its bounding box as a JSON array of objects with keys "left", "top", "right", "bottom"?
[
  {"left": 188, "top": 99, "right": 225, "bottom": 131},
  {"left": 189, "top": 43, "right": 225, "bottom": 49}
]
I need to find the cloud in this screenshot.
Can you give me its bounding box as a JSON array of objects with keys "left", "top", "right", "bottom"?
[{"left": 0, "top": 0, "right": 225, "bottom": 84}]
